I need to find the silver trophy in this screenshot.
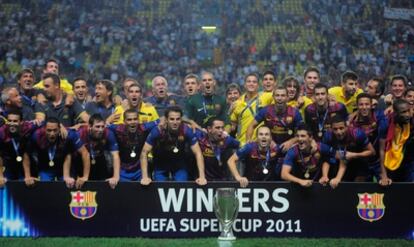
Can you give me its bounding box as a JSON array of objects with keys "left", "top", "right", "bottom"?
[{"left": 214, "top": 188, "right": 239, "bottom": 241}]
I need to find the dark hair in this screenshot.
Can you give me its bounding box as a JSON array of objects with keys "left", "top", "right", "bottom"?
[
  {"left": 314, "top": 83, "right": 328, "bottom": 93},
  {"left": 296, "top": 124, "right": 312, "bottom": 136},
  {"left": 282, "top": 76, "right": 300, "bottom": 99},
  {"left": 72, "top": 77, "right": 87, "bottom": 85},
  {"left": 303, "top": 66, "right": 320, "bottom": 79},
  {"left": 164, "top": 106, "right": 183, "bottom": 118},
  {"left": 393, "top": 99, "right": 409, "bottom": 113},
  {"left": 391, "top": 74, "right": 408, "bottom": 88},
  {"left": 89, "top": 114, "right": 105, "bottom": 126},
  {"left": 330, "top": 115, "right": 347, "bottom": 125},
  {"left": 226, "top": 83, "right": 241, "bottom": 95},
  {"left": 43, "top": 73, "right": 61, "bottom": 86},
  {"left": 6, "top": 108, "right": 23, "bottom": 120},
  {"left": 44, "top": 58, "right": 59, "bottom": 69},
  {"left": 206, "top": 117, "right": 224, "bottom": 128},
  {"left": 356, "top": 93, "right": 372, "bottom": 104},
  {"left": 263, "top": 70, "right": 276, "bottom": 79},
  {"left": 341, "top": 71, "right": 358, "bottom": 83},
  {"left": 369, "top": 77, "right": 385, "bottom": 95},
  {"left": 46, "top": 117, "right": 60, "bottom": 126},
  {"left": 123, "top": 108, "right": 138, "bottom": 120},
  {"left": 96, "top": 79, "right": 114, "bottom": 99},
  {"left": 127, "top": 82, "right": 142, "bottom": 92},
  {"left": 17, "top": 68, "right": 35, "bottom": 81},
  {"left": 404, "top": 87, "right": 414, "bottom": 97}
]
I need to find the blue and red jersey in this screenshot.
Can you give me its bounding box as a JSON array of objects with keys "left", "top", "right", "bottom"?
[
  {"left": 195, "top": 130, "right": 240, "bottom": 180},
  {"left": 236, "top": 142, "right": 280, "bottom": 181},
  {"left": 254, "top": 105, "right": 303, "bottom": 144}
]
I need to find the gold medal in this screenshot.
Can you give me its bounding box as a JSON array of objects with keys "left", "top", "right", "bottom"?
[
  {"left": 263, "top": 168, "right": 269, "bottom": 174},
  {"left": 49, "top": 160, "right": 54, "bottom": 167},
  {"left": 16, "top": 156, "right": 23, "bottom": 162},
  {"left": 318, "top": 131, "right": 323, "bottom": 138},
  {"left": 91, "top": 159, "right": 96, "bottom": 165},
  {"left": 288, "top": 130, "right": 293, "bottom": 135},
  {"left": 130, "top": 151, "right": 136, "bottom": 158},
  {"left": 173, "top": 147, "right": 179, "bottom": 153},
  {"left": 304, "top": 172, "right": 310, "bottom": 179}
]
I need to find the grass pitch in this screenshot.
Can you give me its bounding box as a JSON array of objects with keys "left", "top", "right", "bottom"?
[{"left": 0, "top": 238, "right": 412, "bottom": 247}]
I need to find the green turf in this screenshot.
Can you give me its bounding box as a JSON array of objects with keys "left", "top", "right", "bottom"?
[{"left": 0, "top": 238, "right": 412, "bottom": 247}]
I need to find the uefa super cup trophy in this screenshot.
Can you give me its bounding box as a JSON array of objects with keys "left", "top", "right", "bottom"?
[{"left": 214, "top": 188, "right": 239, "bottom": 241}]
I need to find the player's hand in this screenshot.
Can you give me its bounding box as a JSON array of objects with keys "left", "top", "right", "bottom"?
[
  {"left": 65, "top": 94, "right": 75, "bottom": 107},
  {"left": 384, "top": 94, "right": 393, "bottom": 105},
  {"left": 106, "top": 176, "right": 119, "bottom": 189},
  {"left": 113, "top": 95, "right": 123, "bottom": 106},
  {"left": 106, "top": 113, "right": 121, "bottom": 125},
  {"left": 60, "top": 124, "right": 68, "bottom": 139},
  {"left": 379, "top": 176, "right": 392, "bottom": 187},
  {"left": 75, "top": 176, "right": 88, "bottom": 189},
  {"left": 195, "top": 177, "right": 207, "bottom": 186},
  {"left": 140, "top": 177, "right": 152, "bottom": 186},
  {"left": 319, "top": 176, "right": 329, "bottom": 186},
  {"left": 280, "top": 139, "right": 295, "bottom": 153},
  {"left": 237, "top": 177, "right": 249, "bottom": 188},
  {"left": 0, "top": 177, "right": 7, "bottom": 188},
  {"left": 299, "top": 179, "right": 313, "bottom": 187},
  {"left": 297, "top": 96, "right": 304, "bottom": 108},
  {"left": 329, "top": 177, "right": 341, "bottom": 189},
  {"left": 64, "top": 176, "right": 75, "bottom": 189},
  {"left": 24, "top": 176, "right": 39, "bottom": 187}
]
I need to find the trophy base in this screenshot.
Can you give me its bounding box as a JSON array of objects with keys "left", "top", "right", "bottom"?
[
  {"left": 218, "top": 236, "right": 236, "bottom": 241},
  {"left": 218, "top": 231, "right": 236, "bottom": 241}
]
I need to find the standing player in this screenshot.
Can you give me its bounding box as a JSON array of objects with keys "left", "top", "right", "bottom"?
[
  {"left": 246, "top": 86, "right": 302, "bottom": 151},
  {"left": 140, "top": 106, "right": 207, "bottom": 185},
  {"left": 185, "top": 71, "right": 226, "bottom": 129},
  {"left": 108, "top": 109, "right": 157, "bottom": 181},
  {"left": 196, "top": 118, "right": 240, "bottom": 181},
  {"left": 228, "top": 126, "right": 281, "bottom": 187},
  {"left": 229, "top": 73, "right": 273, "bottom": 145},
  {"left": 328, "top": 71, "right": 363, "bottom": 114},
  {"left": 24, "top": 117, "right": 90, "bottom": 188},
  {"left": 0, "top": 110, "right": 40, "bottom": 183},
  {"left": 281, "top": 125, "right": 336, "bottom": 187},
  {"left": 304, "top": 84, "right": 348, "bottom": 141},
  {"left": 322, "top": 115, "right": 375, "bottom": 188},
  {"left": 76, "top": 114, "right": 120, "bottom": 188},
  {"left": 348, "top": 93, "right": 389, "bottom": 184}
]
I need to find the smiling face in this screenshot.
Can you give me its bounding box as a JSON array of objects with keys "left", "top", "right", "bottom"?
[
  {"left": 43, "top": 77, "right": 59, "bottom": 100},
  {"left": 124, "top": 111, "right": 139, "bottom": 133},
  {"left": 226, "top": 88, "right": 241, "bottom": 104},
  {"left": 357, "top": 97, "right": 372, "bottom": 117},
  {"left": 332, "top": 121, "right": 347, "bottom": 141},
  {"left": 244, "top": 75, "right": 259, "bottom": 94},
  {"left": 167, "top": 111, "right": 182, "bottom": 132},
  {"left": 90, "top": 120, "right": 105, "bottom": 139},
  {"left": 18, "top": 72, "right": 34, "bottom": 91},
  {"left": 5, "top": 88, "right": 23, "bottom": 108},
  {"left": 297, "top": 130, "right": 312, "bottom": 151},
  {"left": 73, "top": 79, "right": 88, "bottom": 101},
  {"left": 391, "top": 79, "right": 406, "bottom": 99},
  {"left": 273, "top": 88, "right": 288, "bottom": 108},
  {"left": 304, "top": 71, "right": 319, "bottom": 91},
  {"left": 262, "top": 74, "right": 276, "bottom": 92},
  {"left": 7, "top": 114, "right": 21, "bottom": 135},
  {"left": 365, "top": 79, "right": 379, "bottom": 98},
  {"left": 44, "top": 61, "right": 59, "bottom": 74},
  {"left": 286, "top": 82, "right": 298, "bottom": 100},
  {"left": 95, "top": 83, "right": 111, "bottom": 104}
]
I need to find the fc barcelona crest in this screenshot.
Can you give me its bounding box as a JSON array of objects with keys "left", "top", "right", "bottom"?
[
  {"left": 69, "top": 191, "right": 98, "bottom": 220},
  {"left": 357, "top": 193, "right": 385, "bottom": 222}
]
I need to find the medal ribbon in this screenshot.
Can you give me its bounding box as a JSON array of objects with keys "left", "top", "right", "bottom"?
[
  {"left": 316, "top": 108, "right": 329, "bottom": 133},
  {"left": 48, "top": 144, "right": 57, "bottom": 162},
  {"left": 11, "top": 138, "right": 20, "bottom": 157}
]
